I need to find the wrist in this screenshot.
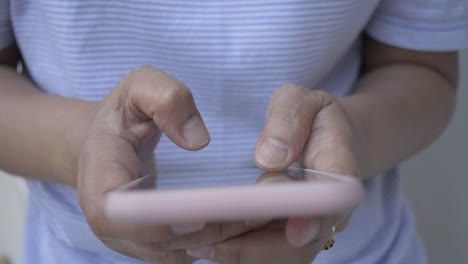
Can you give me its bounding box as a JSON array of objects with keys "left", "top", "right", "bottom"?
[
  {"left": 335, "top": 95, "right": 369, "bottom": 178},
  {"left": 49, "top": 95, "right": 98, "bottom": 187}
]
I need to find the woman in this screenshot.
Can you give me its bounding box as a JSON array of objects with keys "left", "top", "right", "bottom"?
[{"left": 0, "top": 0, "right": 466, "bottom": 263}]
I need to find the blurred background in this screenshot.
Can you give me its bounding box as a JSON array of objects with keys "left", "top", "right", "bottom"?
[{"left": 1, "top": 50, "right": 467, "bottom": 264}]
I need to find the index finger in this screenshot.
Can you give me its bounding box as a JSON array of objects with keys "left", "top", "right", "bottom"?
[{"left": 79, "top": 66, "right": 212, "bottom": 242}]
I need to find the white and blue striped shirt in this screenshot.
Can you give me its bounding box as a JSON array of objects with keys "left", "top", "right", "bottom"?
[{"left": 1, "top": 1, "right": 467, "bottom": 263}]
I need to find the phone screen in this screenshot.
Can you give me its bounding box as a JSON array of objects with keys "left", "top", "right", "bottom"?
[{"left": 116, "top": 167, "right": 352, "bottom": 192}]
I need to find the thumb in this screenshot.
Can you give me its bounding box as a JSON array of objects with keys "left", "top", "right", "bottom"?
[{"left": 254, "top": 85, "right": 330, "bottom": 171}]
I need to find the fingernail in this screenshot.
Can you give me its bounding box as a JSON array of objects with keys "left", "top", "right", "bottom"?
[
  {"left": 298, "top": 222, "right": 320, "bottom": 246},
  {"left": 256, "top": 137, "right": 288, "bottom": 169},
  {"left": 260, "top": 176, "right": 289, "bottom": 185},
  {"left": 187, "top": 246, "right": 215, "bottom": 260},
  {"left": 183, "top": 115, "right": 210, "bottom": 147},
  {"left": 171, "top": 223, "right": 205, "bottom": 235}
]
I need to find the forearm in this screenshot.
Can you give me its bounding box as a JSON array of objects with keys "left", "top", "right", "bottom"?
[
  {"left": 340, "top": 62, "right": 457, "bottom": 178},
  {"left": 0, "top": 65, "right": 96, "bottom": 187}
]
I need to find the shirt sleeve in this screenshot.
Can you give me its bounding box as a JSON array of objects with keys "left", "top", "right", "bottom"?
[
  {"left": 366, "top": 0, "right": 468, "bottom": 51},
  {"left": 0, "top": 0, "right": 14, "bottom": 49}
]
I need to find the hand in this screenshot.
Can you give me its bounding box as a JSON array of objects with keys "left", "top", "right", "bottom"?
[
  {"left": 78, "top": 66, "right": 266, "bottom": 263},
  {"left": 186, "top": 84, "right": 361, "bottom": 263}
]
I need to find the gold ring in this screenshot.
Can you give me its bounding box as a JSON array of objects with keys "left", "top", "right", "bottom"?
[{"left": 322, "top": 226, "right": 335, "bottom": 251}]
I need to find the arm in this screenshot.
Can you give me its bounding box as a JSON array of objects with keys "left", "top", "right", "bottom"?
[
  {"left": 252, "top": 37, "right": 458, "bottom": 179},
  {"left": 1, "top": 46, "right": 262, "bottom": 262},
  {"left": 340, "top": 36, "right": 458, "bottom": 178},
  {"left": 0, "top": 44, "right": 96, "bottom": 187},
  {"left": 188, "top": 39, "right": 460, "bottom": 263}
]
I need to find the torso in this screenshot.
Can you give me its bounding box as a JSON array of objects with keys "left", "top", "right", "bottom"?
[{"left": 10, "top": 1, "right": 425, "bottom": 263}]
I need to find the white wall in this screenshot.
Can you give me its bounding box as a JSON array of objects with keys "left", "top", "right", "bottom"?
[
  {"left": 0, "top": 174, "right": 27, "bottom": 264},
  {"left": 0, "top": 51, "right": 467, "bottom": 264}
]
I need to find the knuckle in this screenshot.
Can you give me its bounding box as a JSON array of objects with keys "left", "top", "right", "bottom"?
[
  {"left": 218, "top": 223, "right": 235, "bottom": 242},
  {"left": 158, "top": 83, "right": 192, "bottom": 110},
  {"left": 273, "top": 83, "right": 311, "bottom": 102},
  {"left": 219, "top": 223, "right": 246, "bottom": 242},
  {"left": 211, "top": 224, "right": 225, "bottom": 242},
  {"left": 278, "top": 83, "right": 308, "bottom": 93},
  {"left": 309, "top": 90, "right": 334, "bottom": 106},
  {"left": 205, "top": 223, "right": 230, "bottom": 243},
  {"left": 140, "top": 226, "right": 171, "bottom": 243},
  {"left": 235, "top": 250, "right": 246, "bottom": 264},
  {"left": 122, "top": 65, "right": 159, "bottom": 91},
  {"left": 276, "top": 103, "right": 309, "bottom": 131},
  {"left": 133, "top": 65, "right": 159, "bottom": 77},
  {"left": 130, "top": 227, "right": 151, "bottom": 242},
  {"left": 310, "top": 89, "right": 329, "bottom": 98},
  {"left": 213, "top": 247, "right": 244, "bottom": 264},
  {"left": 160, "top": 250, "right": 189, "bottom": 264},
  {"left": 225, "top": 249, "right": 245, "bottom": 264},
  {"left": 275, "top": 108, "right": 295, "bottom": 128},
  {"left": 172, "top": 82, "right": 194, "bottom": 103},
  {"left": 147, "top": 241, "right": 168, "bottom": 251}
]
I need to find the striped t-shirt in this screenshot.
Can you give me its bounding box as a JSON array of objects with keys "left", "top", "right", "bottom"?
[{"left": 1, "top": 1, "right": 467, "bottom": 263}]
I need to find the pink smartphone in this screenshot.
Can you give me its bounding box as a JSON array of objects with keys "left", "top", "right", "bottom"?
[{"left": 105, "top": 167, "right": 364, "bottom": 224}]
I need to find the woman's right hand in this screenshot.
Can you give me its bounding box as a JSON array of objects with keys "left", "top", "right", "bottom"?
[{"left": 77, "top": 66, "right": 263, "bottom": 263}]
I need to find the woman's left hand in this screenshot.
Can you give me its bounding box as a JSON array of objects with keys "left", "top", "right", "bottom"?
[{"left": 187, "top": 84, "right": 361, "bottom": 263}]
